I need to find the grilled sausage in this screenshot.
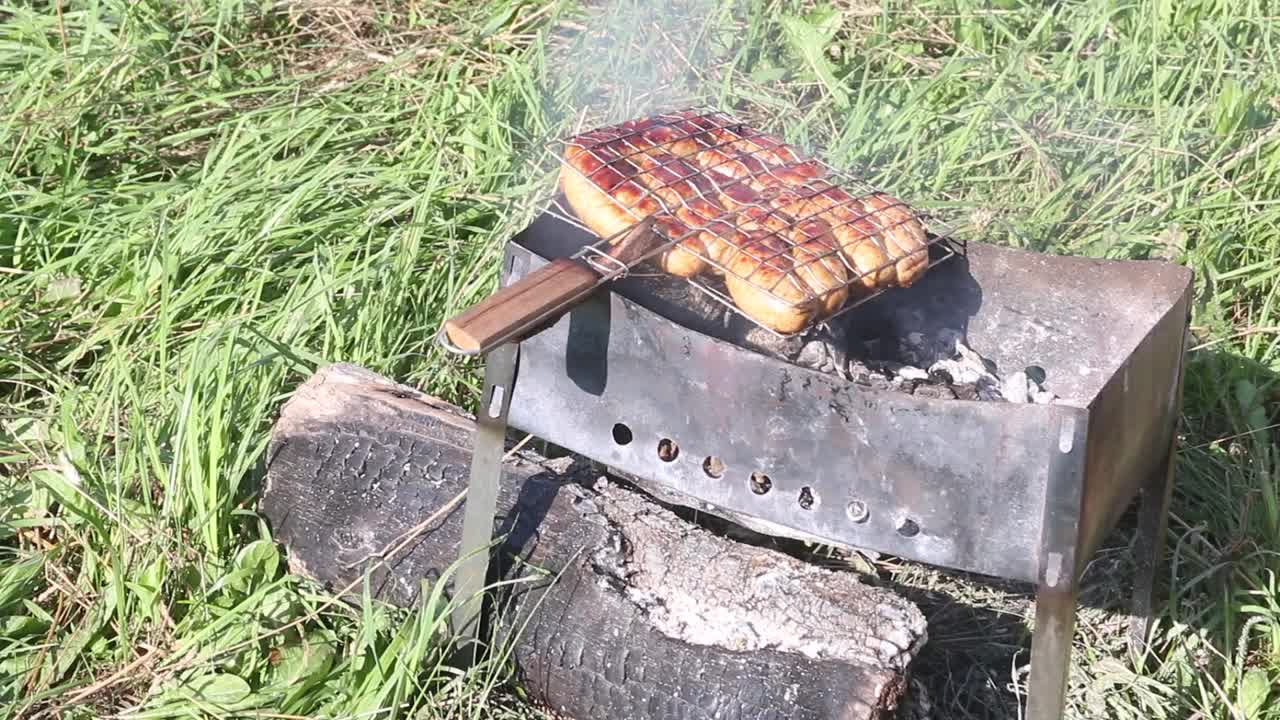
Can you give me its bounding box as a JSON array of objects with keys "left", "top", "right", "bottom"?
[
  {"left": 719, "top": 228, "right": 850, "bottom": 334},
  {"left": 560, "top": 141, "right": 711, "bottom": 278},
  {"left": 685, "top": 127, "right": 929, "bottom": 288},
  {"left": 558, "top": 113, "right": 931, "bottom": 334}
]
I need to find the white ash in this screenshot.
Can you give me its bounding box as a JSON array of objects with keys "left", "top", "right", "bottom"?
[
  {"left": 542, "top": 455, "right": 578, "bottom": 475},
  {"left": 1030, "top": 386, "right": 1058, "bottom": 404},
  {"left": 897, "top": 366, "right": 931, "bottom": 382},
  {"left": 926, "top": 340, "right": 998, "bottom": 387},
  {"left": 790, "top": 327, "right": 1058, "bottom": 404},
  {"left": 1001, "top": 370, "right": 1030, "bottom": 404},
  {"left": 578, "top": 486, "right": 929, "bottom": 669}
]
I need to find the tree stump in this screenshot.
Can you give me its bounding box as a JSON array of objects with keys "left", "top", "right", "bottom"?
[{"left": 260, "top": 363, "right": 928, "bottom": 720}]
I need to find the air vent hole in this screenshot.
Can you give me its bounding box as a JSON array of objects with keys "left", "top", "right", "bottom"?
[
  {"left": 612, "top": 423, "right": 633, "bottom": 445},
  {"left": 798, "top": 486, "right": 816, "bottom": 510},
  {"left": 657, "top": 438, "right": 679, "bottom": 462},
  {"left": 702, "top": 456, "right": 725, "bottom": 479},
  {"left": 750, "top": 472, "right": 772, "bottom": 495},
  {"left": 897, "top": 518, "right": 921, "bottom": 538}
]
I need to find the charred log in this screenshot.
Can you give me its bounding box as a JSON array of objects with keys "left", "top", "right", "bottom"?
[{"left": 260, "top": 363, "right": 929, "bottom": 720}]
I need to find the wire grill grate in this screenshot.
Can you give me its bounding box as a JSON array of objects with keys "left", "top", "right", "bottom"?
[{"left": 541, "top": 107, "right": 965, "bottom": 338}]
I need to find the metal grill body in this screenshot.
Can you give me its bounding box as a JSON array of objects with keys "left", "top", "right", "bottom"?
[{"left": 489, "top": 210, "right": 1192, "bottom": 720}]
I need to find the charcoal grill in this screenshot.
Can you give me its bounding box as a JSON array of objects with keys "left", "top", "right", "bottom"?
[{"left": 438, "top": 111, "right": 1193, "bottom": 720}]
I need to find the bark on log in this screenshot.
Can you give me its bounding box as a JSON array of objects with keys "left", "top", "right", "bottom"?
[{"left": 260, "top": 363, "right": 928, "bottom": 720}]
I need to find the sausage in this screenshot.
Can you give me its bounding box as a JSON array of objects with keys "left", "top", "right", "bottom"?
[{"left": 557, "top": 113, "right": 931, "bottom": 334}]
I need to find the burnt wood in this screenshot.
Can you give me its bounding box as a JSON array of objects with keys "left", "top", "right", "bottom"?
[{"left": 260, "top": 363, "right": 929, "bottom": 720}]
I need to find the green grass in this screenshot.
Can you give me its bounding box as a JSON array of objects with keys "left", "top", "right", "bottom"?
[{"left": 1, "top": 0, "right": 1278, "bottom": 718}]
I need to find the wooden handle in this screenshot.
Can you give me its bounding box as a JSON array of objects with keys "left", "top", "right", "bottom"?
[{"left": 443, "top": 258, "right": 602, "bottom": 354}]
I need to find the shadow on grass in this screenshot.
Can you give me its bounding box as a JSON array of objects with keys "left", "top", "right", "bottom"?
[{"left": 883, "top": 345, "right": 1278, "bottom": 719}]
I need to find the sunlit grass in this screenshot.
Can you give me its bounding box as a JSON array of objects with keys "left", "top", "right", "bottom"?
[{"left": 1, "top": 0, "right": 1277, "bottom": 718}]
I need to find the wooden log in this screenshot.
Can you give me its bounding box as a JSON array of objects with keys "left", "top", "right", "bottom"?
[{"left": 260, "top": 363, "right": 928, "bottom": 720}]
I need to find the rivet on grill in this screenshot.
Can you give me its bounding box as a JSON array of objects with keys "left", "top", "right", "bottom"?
[
  {"left": 798, "top": 486, "right": 816, "bottom": 510},
  {"left": 750, "top": 472, "right": 772, "bottom": 495},
  {"left": 702, "top": 456, "right": 725, "bottom": 479},
  {"left": 612, "top": 423, "right": 633, "bottom": 446},
  {"left": 657, "top": 438, "right": 679, "bottom": 462},
  {"left": 846, "top": 500, "right": 869, "bottom": 523},
  {"left": 897, "top": 518, "right": 921, "bottom": 538}
]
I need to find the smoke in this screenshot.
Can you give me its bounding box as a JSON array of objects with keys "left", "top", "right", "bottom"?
[
  {"left": 495, "top": 0, "right": 739, "bottom": 230},
  {"left": 545, "top": 0, "right": 729, "bottom": 127},
  {"left": 517, "top": 1, "right": 1208, "bottom": 262}
]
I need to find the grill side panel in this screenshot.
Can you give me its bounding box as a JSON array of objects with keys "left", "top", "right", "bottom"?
[
  {"left": 1076, "top": 283, "right": 1192, "bottom": 567},
  {"left": 503, "top": 246, "right": 1070, "bottom": 584}
]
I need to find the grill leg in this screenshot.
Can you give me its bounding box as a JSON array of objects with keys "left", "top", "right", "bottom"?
[
  {"left": 1129, "top": 434, "right": 1177, "bottom": 652},
  {"left": 450, "top": 342, "right": 519, "bottom": 661},
  {"left": 1026, "top": 584, "right": 1078, "bottom": 720},
  {"left": 1131, "top": 310, "right": 1187, "bottom": 654},
  {"left": 1028, "top": 410, "right": 1087, "bottom": 720}
]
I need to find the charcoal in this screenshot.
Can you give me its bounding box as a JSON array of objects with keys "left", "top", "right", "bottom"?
[
  {"left": 976, "top": 381, "right": 1007, "bottom": 402},
  {"left": 847, "top": 364, "right": 898, "bottom": 392},
  {"left": 847, "top": 363, "right": 892, "bottom": 388},
  {"left": 928, "top": 368, "right": 954, "bottom": 385},
  {"left": 619, "top": 272, "right": 1059, "bottom": 403},
  {"left": 910, "top": 383, "right": 959, "bottom": 401},
  {"left": 832, "top": 337, "right": 1059, "bottom": 404},
  {"left": 1025, "top": 365, "right": 1048, "bottom": 385},
  {"left": 795, "top": 336, "right": 850, "bottom": 379}
]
